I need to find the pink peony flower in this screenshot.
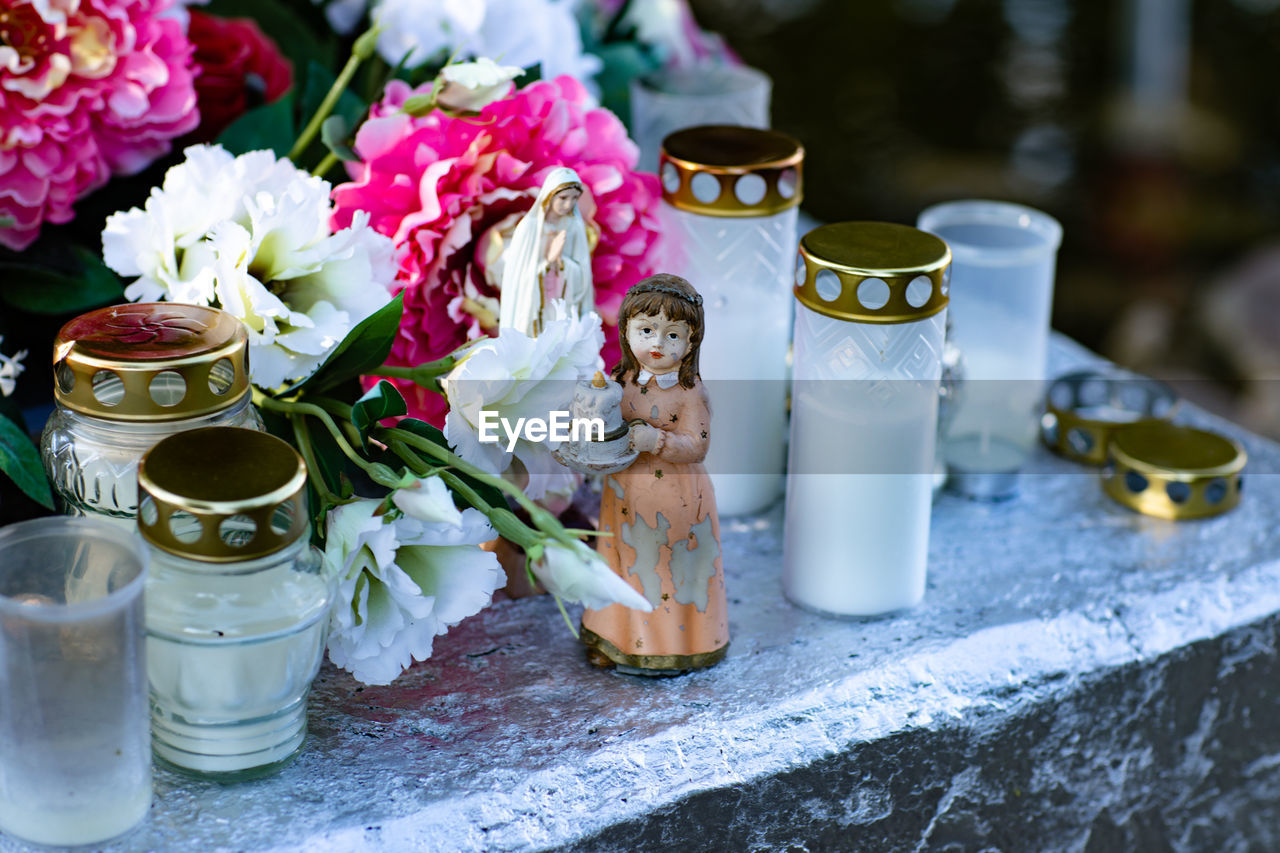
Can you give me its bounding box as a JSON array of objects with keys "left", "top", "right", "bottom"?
[
  {"left": 331, "top": 74, "right": 662, "bottom": 425},
  {"left": 0, "top": 0, "right": 199, "bottom": 251}
]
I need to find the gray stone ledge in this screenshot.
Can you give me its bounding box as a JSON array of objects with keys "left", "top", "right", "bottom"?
[{"left": 3, "top": 335, "right": 1278, "bottom": 852}]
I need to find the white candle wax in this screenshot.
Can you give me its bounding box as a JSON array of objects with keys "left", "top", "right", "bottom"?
[
  {"left": 1073, "top": 405, "right": 1143, "bottom": 423},
  {"left": 663, "top": 205, "right": 798, "bottom": 516},
  {"left": 783, "top": 380, "right": 938, "bottom": 617},
  {"left": 945, "top": 432, "right": 1029, "bottom": 474},
  {"left": 146, "top": 551, "right": 329, "bottom": 774}
]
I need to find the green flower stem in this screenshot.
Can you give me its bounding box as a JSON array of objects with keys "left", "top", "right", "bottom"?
[
  {"left": 377, "top": 425, "right": 576, "bottom": 544},
  {"left": 288, "top": 25, "right": 382, "bottom": 162},
  {"left": 312, "top": 151, "right": 340, "bottom": 179},
  {"left": 290, "top": 414, "right": 342, "bottom": 508},
  {"left": 259, "top": 396, "right": 388, "bottom": 485},
  {"left": 369, "top": 357, "right": 458, "bottom": 390}
]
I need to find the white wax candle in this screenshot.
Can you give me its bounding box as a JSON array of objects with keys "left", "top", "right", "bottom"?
[
  {"left": 146, "top": 552, "right": 329, "bottom": 774},
  {"left": 663, "top": 205, "right": 797, "bottom": 516},
  {"left": 1073, "top": 405, "right": 1143, "bottom": 424},
  {"left": 783, "top": 380, "right": 938, "bottom": 616},
  {"left": 945, "top": 432, "right": 1029, "bottom": 474}
]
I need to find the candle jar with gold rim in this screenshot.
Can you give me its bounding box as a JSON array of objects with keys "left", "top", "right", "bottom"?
[
  {"left": 137, "top": 427, "right": 333, "bottom": 780},
  {"left": 784, "top": 222, "right": 950, "bottom": 617},
  {"left": 40, "top": 303, "right": 263, "bottom": 528},
  {"left": 660, "top": 125, "right": 803, "bottom": 516}
]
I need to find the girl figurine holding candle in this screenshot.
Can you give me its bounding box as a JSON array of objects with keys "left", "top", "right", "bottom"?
[
  {"left": 581, "top": 274, "right": 729, "bottom": 674},
  {"left": 497, "top": 167, "right": 595, "bottom": 337}
]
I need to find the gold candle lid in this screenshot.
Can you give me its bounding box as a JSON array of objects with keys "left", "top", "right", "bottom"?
[
  {"left": 138, "top": 427, "right": 308, "bottom": 562},
  {"left": 1102, "top": 421, "right": 1246, "bottom": 520},
  {"left": 1041, "top": 370, "right": 1180, "bottom": 466},
  {"left": 660, "top": 125, "right": 803, "bottom": 217},
  {"left": 53, "top": 303, "right": 250, "bottom": 422},
  {"left": 795, "top": 222, "right": 951, "bottom": 324}
]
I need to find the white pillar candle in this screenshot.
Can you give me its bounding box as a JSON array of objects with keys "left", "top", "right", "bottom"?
[
  {"left": 783, "top": 222, "right": 950, "bottom": 617},
  {"left": 659, "top": 126, "right": 804, "bottom": 516}
]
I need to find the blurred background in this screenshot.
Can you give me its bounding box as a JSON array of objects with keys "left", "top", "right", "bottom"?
[{"left": 691, "top": 0, "right": 1280, "bottom": 440}]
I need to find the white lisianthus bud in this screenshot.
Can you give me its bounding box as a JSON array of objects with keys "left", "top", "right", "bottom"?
[{"left": 532, "top": 539, "right": 654, "bottom": 612}]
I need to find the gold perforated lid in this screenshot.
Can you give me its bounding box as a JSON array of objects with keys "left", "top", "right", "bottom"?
[
  {"left": 1102, "top": 421, "right": 1246, "bottom": 520},
  {"left": 53, "top": 303, "right": 250, "bottom": 421},
  {"left": 795, "top": 222, "right": 951, "bottom": 324},
  {"left": 138, "top": 427, "right": 308, "bottom": 562},
  {"left": 660, "top": 125, "right": 803, "bottom": 217}
]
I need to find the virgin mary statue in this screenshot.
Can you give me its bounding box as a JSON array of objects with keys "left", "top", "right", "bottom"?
[{"left": 498, "top": 167, "right": 595, "bottom": 336}]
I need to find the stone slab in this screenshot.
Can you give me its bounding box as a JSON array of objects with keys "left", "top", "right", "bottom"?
[{"left": 3, "top": 335, "right": 1278, "bottom": 852}]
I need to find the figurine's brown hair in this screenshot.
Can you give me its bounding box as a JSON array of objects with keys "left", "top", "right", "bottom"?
[{"left": 613, "top": 273, "right": 704, "bottom": 390}]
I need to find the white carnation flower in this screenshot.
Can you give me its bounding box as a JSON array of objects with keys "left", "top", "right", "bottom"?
[
  {"left": 0, "top": 337, "right": 27, "bottom": 398},
  {"left": 441, "top": 301, "right": 603, "bottom": 500},
  {"left": 532, "top": 540, "right": 653, "bottom": 612},
  {"left": 103, "top": 144, "right": 396, "bottom": 389},
  {"left": 323, "top": 479, "right": 504, "bottom": 686}
]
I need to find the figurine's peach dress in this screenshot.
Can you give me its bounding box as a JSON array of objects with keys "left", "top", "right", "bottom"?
[{"left": 581, "top": 375, "right": 729, "bottom": 671}]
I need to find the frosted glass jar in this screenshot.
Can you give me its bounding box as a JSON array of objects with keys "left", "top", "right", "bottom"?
[
  {"left": 137, "top": 427, "right": 332, "bottom": 779},
  {"left": 0, "top": 517, "right": 150, "bottom": 847},
  {"left": 659, "top": 125, "right": 804, "bottom": 516},
  {"left": 783, "top": 222, "right": 950, "bottom": 617},
  {"left": 630, "top": 64, "right": 771, "bottom": 173},
  {"left": 916, "top": 200, "right": 1062, "bottom": 499},
  {"left": 41, "top": 303, "right": 261, "bottom": 527}
]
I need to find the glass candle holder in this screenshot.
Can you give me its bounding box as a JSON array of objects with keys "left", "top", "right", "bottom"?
[
  {"left": 916, "top": 200, "right": 1062, "bottom": 500},
  {"left": 0, "top": 517, "right": 150, "bottom": 847},
  {"left": 630, "top": 64, "right": 771, "bottom": 173},
  {"left": 137, "top": 427, "right": 332, "bottom": 779},
  {"left": 41, "top": 303, "right": 263, "bottom": 528},
  {"left": 660, "top": 125, "right": 804, "bottom": 516},
  {"left": 783, "top": 222, "right": 950, "bottom": 617}
]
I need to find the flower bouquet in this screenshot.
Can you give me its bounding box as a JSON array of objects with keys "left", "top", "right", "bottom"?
[{"left": 0, "top": 0, "right": 731, "bottom": 685}]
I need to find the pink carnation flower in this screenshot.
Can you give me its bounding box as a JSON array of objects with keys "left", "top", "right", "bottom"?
[
  {"left": 0, "top": 0, "right": 198, "bottom": 250},
  {"left": 331, "top": 75, "right": 662, "bottom": 425}
]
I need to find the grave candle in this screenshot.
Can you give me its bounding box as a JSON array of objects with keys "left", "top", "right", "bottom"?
[
  {"left": 137, "top": 427, "right": 333, "bottom": 778},
  {"left": 659, "top": 125, "right": 804, "bottom": 516},
  {"left": 784, "top": 222, "right": 950, "bottom": 617},
  {"left": 41, "top": 303, "right": 263, "bottom": 528}
]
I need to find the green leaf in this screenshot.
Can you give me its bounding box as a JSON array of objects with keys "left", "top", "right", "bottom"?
[
  {"left": 0, "top": 245, "right": 124, "bottom": 314},
  {"left": 0, "top": 415, "right": 53, "bottom": 510},
  {"left": 321, "top": 115, "right": 358, "bottom": 161},
  {"left": 394, "top": 418, "right": 508, "bottom": 514},
  {"left": 352, "top": 380, "right": 407, "bottom": 450},
  {"left": 274, "top": 294, "right": 404, "bottom": 398},
  {"left": 217, "top": 93, "right": 297, "bottom": 157}
]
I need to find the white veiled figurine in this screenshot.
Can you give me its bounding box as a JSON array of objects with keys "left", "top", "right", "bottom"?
[{"left": 497, "top": 167, "right": 595, "bottom": 336}]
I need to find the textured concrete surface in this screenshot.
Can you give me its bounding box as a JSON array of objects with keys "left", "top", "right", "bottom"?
[{"left": 3, "top": 335, "right": 1279, "bottom": 852}]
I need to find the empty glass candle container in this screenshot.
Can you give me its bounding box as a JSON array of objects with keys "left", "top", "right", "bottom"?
[
  {"left": 137, "top": 426, "right": 333, "bottom": 779},
  {"left": 783, "top": 222, "right": 950, "bottom": 617},
  {"left": 630, "top": 64, "right": 772, "bottom": 173},
  {"left": 41, "top": 303, "right": 262, "bottom": 527},
  {"left": 0, "top": 517, "right": 150, "bottom": 847},
  {"left": 660, "top": 125, "right": 804, "bottom": 516},
  {"left": 916, "top": 200, "right": 1062, "bottom": 499}
]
